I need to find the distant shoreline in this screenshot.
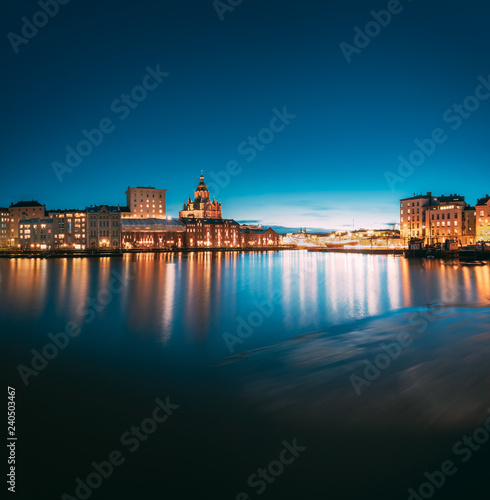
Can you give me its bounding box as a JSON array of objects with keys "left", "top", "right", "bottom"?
[{"left": 1, "top": 248, "right": 488, "bottom": 261}]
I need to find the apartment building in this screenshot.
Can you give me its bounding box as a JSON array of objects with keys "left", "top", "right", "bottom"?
[
  {"left": 86, "top": 205, "right": 121, "bottom": 248},
  {"left": 123, "top": 186, "right": 166, "bottom": 219}
]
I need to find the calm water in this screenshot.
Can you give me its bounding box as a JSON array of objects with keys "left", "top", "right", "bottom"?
[{"left": 2, "top": 251, "right": 490, "bottom": 499}]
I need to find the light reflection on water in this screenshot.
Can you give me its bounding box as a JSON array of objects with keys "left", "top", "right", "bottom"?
[
  {"left": 1, "top": 252, "right": 489, "bottom": 351},
  {"left": 2, "top": 251, "right": 490, "bottom": 499}
]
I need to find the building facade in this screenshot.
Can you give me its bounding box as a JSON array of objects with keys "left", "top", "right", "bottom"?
[
  {"left": 123, "top": 186, "right": 167, "bottom": 219},
  {"left": 0, "top": 207, "right": 10, "bottom": 247},
  {"left": 179, "top": 174, "right": 222, "bottom": 219},
  {"left": 180, "top": 218, "right": 239, "bottom": 247},
  {"left": 122, "top": 218, "right": 185, "bottom": 249},
  {"left": 47, "top": 209, "right": 87, "bottom": 249},
  {"left": 400, "top": 193, "right": 468, "bottom": 245},
  {"left": 19, "top": 217, "right": 54, "bottom": 249},
  {"left": 9, "top": 201, "right": 46, "bottom": 245},
  {"left": 476, "top": 195, "right": 490, "bottom": 242},
  {"left": 240, "top": 227, "right": 279, "bottom": 247},
  {"left": 425, "top": 200, "right": 476, "bottom": 246},
  {"left": 86, "top": 205, "right": 122, "bottom": 249}
]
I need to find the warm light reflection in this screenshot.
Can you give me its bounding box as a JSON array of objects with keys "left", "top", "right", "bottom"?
[{"left": 1, "top": 253, "right": 488, "bottom": 350}]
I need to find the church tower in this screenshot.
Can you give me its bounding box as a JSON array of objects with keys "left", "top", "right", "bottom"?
[{"left": 179, "top": 173, "right": 222, "bottom": 219}]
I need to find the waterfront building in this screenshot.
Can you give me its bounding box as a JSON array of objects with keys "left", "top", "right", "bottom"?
[
  {"left": 425, "top": 198, "right": 475, "bottom": 246},
  {"left": 47, "top": 209, "right": 87, "bottom": 249},
  {"left": 18, "top": 217, "right": 54, "bottom": 249},
  {"left": 123, "top": 186, "right": 167, "bottom": 219},
  {"left": 121, "top": 218, "right": 185, "bottom": 249},
  {"left": 180, "top": 217, "right": 239, "bottom": 247},
  {"left": 9, "top": 201, "right": 46, "bottom": 245},
  {"left": 400, "top": 192, "right": 436, "bottom": 242},
  {"left": 179, "top": 174, "right": 222, "bottom": 219},
  {"left": 0, "top": 207, "right": 10, "bottom": 247},
  {"left": 86, "top": 205, "right": 121, "bottom": 248},
  {"left": 240, "top": 227, "right": 279, "bottom": 247},
  {"left": 399, "top": 193, "right": 466, "bottom": 245},
  {"left": 476, "top": 195, "right": 490, "bottom": 242}
]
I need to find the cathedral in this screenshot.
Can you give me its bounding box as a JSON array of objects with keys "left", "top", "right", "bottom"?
[{"left": 179, "top": 173, "right": 222, "bottom": 219}]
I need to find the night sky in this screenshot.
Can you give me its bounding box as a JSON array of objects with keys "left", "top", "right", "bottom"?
[{"left": 2, "top": 0, "right": 489, "bottom": 230}]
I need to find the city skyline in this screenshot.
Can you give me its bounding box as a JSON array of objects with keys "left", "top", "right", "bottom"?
[{"left": 3, "top": 1, "right": 490, "bottom": 231}]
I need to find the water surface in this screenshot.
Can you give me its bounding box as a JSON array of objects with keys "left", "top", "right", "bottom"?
[{"left": 2, "top": 251, "right": 489, "bottom": 499}]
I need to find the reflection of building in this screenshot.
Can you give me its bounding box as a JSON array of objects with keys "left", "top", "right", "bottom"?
[
  {"left": 240, "top": 226, "right": 279, "bottom": 247},
  {"left": 476, "top": 195, "right": 490, "bottom": 242},
  {"left": 19, "top": 217, "right": 54, "bottom": 249},
  {"left": 122, "top": 218, "right": 185, "bottom": 248},
  {"left": 0, "top": 207, "right": 10, "bottom": 247},
  {"left": 180, "top": 218, "right": 239, "bottom": 247},
  {"left": 179, "top": 174, "right": 222, "bottom": 219},
  {"left": 9, "top": 201, "right": 46, "bottom": 245},
  {"left": 86, "top": 205, "right": 121, "bottom": 248},
  {"left": 123, "top": 186, "right": 167, "bottom": 218},
  {"left": 47, "top": 209, "right": 87, "bottom": 249}
]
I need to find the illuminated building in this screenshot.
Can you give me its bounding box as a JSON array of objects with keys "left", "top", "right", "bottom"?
[
  {"left": 18, "top": 217, "right": 54, "bottom": 249},
  {"left": 400, "top": 193, "right": 466, "bottom": 245},
  {"left": 240, "top": 227, "right": 279, "bottom": 247},
  {"left": 121, "top": 218, "right": 185, "bottom": 248},
  {"left": 179, "top": 174, "right": 222, "bottom": 219},
  {"left": 123, "top": 186, "right": 167, "bottom": 219},
  {"left": 0, "top": 207, "right": 10, "bottom": 247},
  {"left": 86, "top": 205, "right": 122, "bottom": 249},
  {"left": 425, "top": 200, "right": 475, "bottom": 246},
  {"left": 476, "top": 195, "right": 490, "bottom": 242},
  {"left": 47, "top": 209, "right": 87, "bottom": 249},
  {"left": 180, "top": 218, "right": 239, "bottom": 247},
  {"left": 9, "top": 201, "right": 46, "bottom": 245}
]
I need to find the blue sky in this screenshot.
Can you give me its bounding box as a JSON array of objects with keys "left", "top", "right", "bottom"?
[{"left": 2, "top": 0, "right": 489, "bottom": 230}]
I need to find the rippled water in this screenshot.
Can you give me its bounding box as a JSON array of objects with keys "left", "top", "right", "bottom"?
[{"left": 2, "top": 251, "right": 489, "bottom": 499}]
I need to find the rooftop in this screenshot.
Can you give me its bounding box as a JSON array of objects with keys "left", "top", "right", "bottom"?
[
  {"left": 180, "top": 217, "right": 239, "bottom": 225},
  {"left": 10, "top": 200, "right": 44, "bottom": 208},
  {"left": 476, "top": 195, "right": 490, "bottom": 206},
  {"left": 47, "top": 208, "right": 85, "bottom": 213},
  {"left": 86, "top": 205, "right": 121, "bottom": 213}
]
